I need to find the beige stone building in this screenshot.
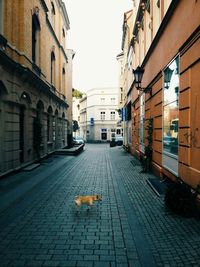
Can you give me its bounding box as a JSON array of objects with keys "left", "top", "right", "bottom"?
[
  {"left": 117, "top": 9, "right": 133, "bottom": 150},
  {"left": 0, "top": 0, "right": 73, "bottom": 176},
  {"left": 79, "top": 95, "right": 87, "bottom": 141}
]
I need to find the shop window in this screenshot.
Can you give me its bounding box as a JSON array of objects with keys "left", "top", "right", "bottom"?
[
  {"left": 140, "top": 94, "right": 145, "bottom": 153},
  {"left": 163, "top": 56, "right": 179, "bottom": 175}
]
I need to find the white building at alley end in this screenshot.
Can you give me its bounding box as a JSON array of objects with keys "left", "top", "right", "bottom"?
[{"left": 79, "top": 88, "right": 122, "bottom": 142}]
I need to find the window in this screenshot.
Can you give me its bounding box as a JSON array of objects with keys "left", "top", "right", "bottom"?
[
  {"left": 51, "top": 2, "right": 55, "bottom": 29},
  {"left": 116, "top": 129, "right": 121, "bottom": 135},
  {"left": 32, "top": 12, "right": 40, "bottom": 64},
  {"left": 62, "top": 28, "right": 65, "bottom": 37},
  {"left": 100, "top": 111, "right": 105, "bottom": 120},
  {"left": 140, "top": 94, "right": 145, "bottom": 153},
  {"left": 120, "top": 87, "right": 123, "bottom": 103},
  {"left": 111, "top": 98, "right": 115, "bottom": 105},
  {"left": 62, "top": 67, "right": 65, "bottom": 94},
  {"left": 50, "top": 51, "right": 55, "bottom": 85},
  {"left": 62, "top": 28, "right": 66, "bottom": 49},
  {"left": 100, "top": 98, "right": 105, "bottom": 104},
  {"left": 163, "top": 56, "right": 179, "bottom": 175},
  {"left": 110, "top": 111, "right": 115, "bottom": 120}
]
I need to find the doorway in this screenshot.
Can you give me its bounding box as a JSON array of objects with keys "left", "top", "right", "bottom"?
[
  {"left": 19, "top": 106, "right": 25, "bottom": 163},
  {"left": 101, "top": 128, "right": 107, "bottom": 140}
]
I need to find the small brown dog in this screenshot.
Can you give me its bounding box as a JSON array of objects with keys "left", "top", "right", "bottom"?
[{"left": 75, "top": 195, "right": 102, "bottom": 210}]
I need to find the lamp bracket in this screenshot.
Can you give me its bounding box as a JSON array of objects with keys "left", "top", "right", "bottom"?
[{"left": 137, "top": 87, "right": 152, "bottom": 94}]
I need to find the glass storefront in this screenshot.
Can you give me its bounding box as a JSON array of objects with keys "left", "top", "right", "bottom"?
[
  {"left": 140, "top": 94, "right": 145, "bottom": 153},
  {"left": 163, "top": 56, "right": 179, "bottom": 175}
]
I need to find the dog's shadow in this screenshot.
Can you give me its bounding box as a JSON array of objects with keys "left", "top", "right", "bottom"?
[{"left": 72, "top": 206, "right": 100, "bottom": 222}]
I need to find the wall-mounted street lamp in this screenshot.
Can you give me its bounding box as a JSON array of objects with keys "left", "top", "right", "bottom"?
[
  {"left": 133, "top": 66, "right": 152, "bottom": 94},
  {"left": 164, "top": 67, "right": 173, "bottom": 89}
]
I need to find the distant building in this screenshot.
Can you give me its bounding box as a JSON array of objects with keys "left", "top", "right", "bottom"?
[
  {"left": 72, "top": 97, "right": 81, "bottom": 136},
  {"left": 79, "top": 88, "right": 122, "bottom": 142},
  {"left": 0, "top": 0, "right": 73, "bottom": 176},
  {"left": 117, "top": 9, "right": 133, "bottom": 151},
  {"left": 79, "top": 95, "right": 87, "bottom": 141}
]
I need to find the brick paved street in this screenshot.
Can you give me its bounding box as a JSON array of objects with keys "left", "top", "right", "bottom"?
[{"left": 0, "top": 144, "right": 199, "bottom": 267}]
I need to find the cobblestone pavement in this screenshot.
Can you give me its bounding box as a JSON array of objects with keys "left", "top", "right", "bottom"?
[{"left": 0, "top": 144, "right": 199, "bottom": 267}]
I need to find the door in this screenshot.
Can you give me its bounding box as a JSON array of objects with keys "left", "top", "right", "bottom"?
[
  {"left": 101, "top": 128, "right": 107, "bottom": 140},
  {"left": 19, "top": 106, "right": 24, "bottom": 163}
]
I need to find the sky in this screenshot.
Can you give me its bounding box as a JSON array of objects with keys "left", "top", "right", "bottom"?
[{"left": 64, "top": 0, "right": 132, "bottom": 93}]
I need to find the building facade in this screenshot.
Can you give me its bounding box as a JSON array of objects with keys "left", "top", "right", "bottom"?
[
  {"left": 79, "top": 88, "right": 121, "bottom": 142},
  {"left": 72, "top": 96, "right": 81, "bottom": 136},
  {"left": 119, "top": 0, "right": 200, "bottom": 189},
  {"left": 0, "top": 0, "right": 73, "bottom": 176},
  {"left": 79, "top": 95, "right": 87, "bottom": 141},
  {"left": 117, "top": 10, "right": 133, "bottom": 151}
]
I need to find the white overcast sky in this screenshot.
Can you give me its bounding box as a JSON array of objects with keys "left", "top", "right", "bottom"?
[{"left": 64, "top": 0, "right": 132, "bottom": 93}]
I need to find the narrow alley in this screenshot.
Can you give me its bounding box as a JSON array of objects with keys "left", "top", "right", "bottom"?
[{"left": 0, "top": 144, "right": 199, "bottom": 267}]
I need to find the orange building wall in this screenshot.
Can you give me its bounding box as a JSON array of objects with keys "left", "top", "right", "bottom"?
[
  {"left": 139, "top": 0, "right": 200, "bottom": 188},
  {"left": 142, "top": 0, "right": 200, "bottom": 89},
  {"left": 179, "top": 42, "right": 200, "bottom": 188}
]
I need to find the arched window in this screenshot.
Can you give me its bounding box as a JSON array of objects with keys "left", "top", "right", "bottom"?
[
  {"left": 51, "top": 2, "right": 56, "bottom": 29},
  {"left": 62, "top": 28, "right": 66, "bottom": 49},
  {"left": 32, "top": 12, "right": 40, "bottom": 64},
  {"left": 62, "top": 28, "right": 65, "bottom": 38},
  {"left": 50, "top": 51, "right": 55, "bottom": 85},
  {"left": 62, "top": 67, "right": 65, "bottom": 94}
]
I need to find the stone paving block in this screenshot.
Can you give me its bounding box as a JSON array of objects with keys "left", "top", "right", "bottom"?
[
  {"left": 7, "top": 259, "right": 27, "bottom": 266},
  {"left": 94, "top": 262, "right": 111, "bottom": 267},
  {"left": 79, "top": 249, "right": 93, "bottom": 255},
  {"left": 84, "top": 254, "right": 99, "bottom": 261},
  {"left": 84, "top": 244, "right": 100, "bottom": 250},
  {"left": 35, "top": 254, "right": 52, "bottom": 261},
  {"left": 24, "top": 260, "right": 45, "bottom": 267},
  {"left": 94, "top": 249, "right": 109, "bottom": 255},
  {"left": 100, "top": 255, "right": 116, "bottom": 261},
  {"left": 56, "top": 261, "right": 77, "bottom": 267},
  {"left": 76, "top": 261, "right": 94, "bottom": 267}
]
